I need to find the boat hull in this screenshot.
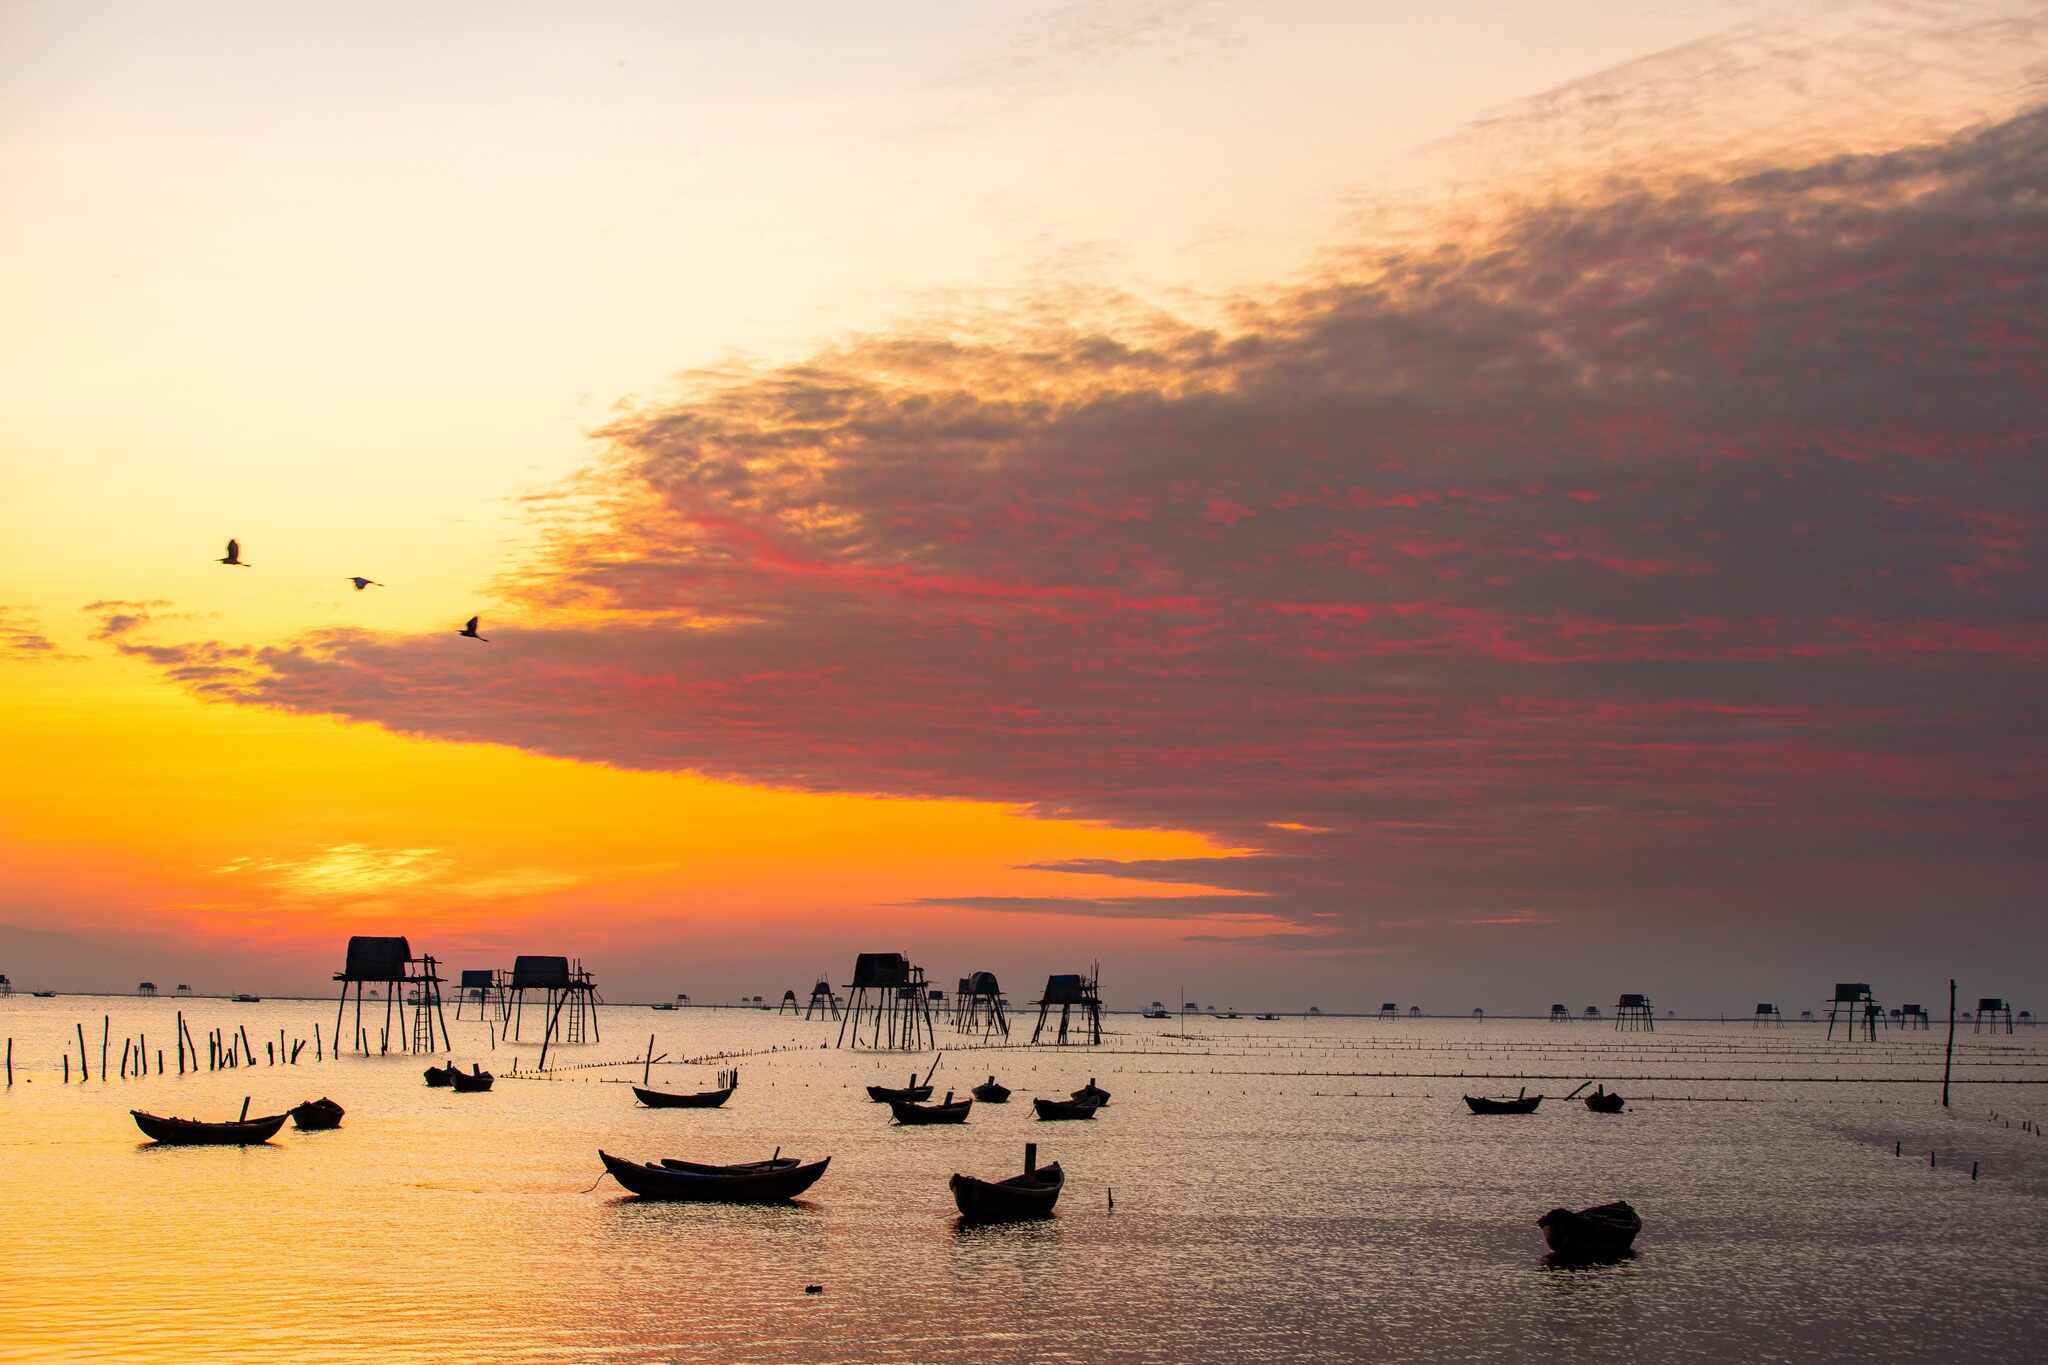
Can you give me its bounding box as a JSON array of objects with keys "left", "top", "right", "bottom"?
[
  {"left": 866, "top": 1084, "right": 933, "bottom": 1103},
  {"left": 971, "top": 1083, "right": 1010, "bottom": 1103},
  {"left": 890, "top": 1097, "right": 972, "bottom": 1125},
  {"left": 1584, "top": 1092, "right": 1625, "bottom": 1114},
  {"left": 132, "top": 1110, "right": 287, "bottom": 1145},
  {"left": 449, "top": 1071, "right": 494, "bottom": 1092},
  {"left": 951, "top": 1163, "right": 1064, "bottom": 1221},
  {"left": 423, "top": 1065, "right": 457, "bottom": 1087},
  {"left": 600, "top": 1149, "right": 829, "bottom": 1202},
  {"left": 634, "top": 1084, "right": 735, "bottom": 1109},
  {"left": 288, "top": 1099, "right": 345, "bottom": 1131},
  {"left": 1032, "top": 1097, "right": 1101, "bottom": 1121},
  {"left": 1539, "top": 1201, "right": 1642, "bottom": 1259},
  {"left": 1464, "top": 1095, "right": 1543, "bottom": 1114}
]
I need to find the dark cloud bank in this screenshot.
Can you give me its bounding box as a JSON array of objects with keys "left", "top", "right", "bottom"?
[{"left": 108, "top": 107, "right": 2048, "bottom": 955}]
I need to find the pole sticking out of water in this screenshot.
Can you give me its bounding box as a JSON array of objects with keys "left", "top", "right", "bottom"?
[
  {"left": 77, "top": 1022, "right": 89, "bottom": 1082},
  {"left": 1942, "top": 977, "right": 1957, "bottom": 1109}
]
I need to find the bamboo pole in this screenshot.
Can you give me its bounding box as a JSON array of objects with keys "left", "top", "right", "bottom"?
[
  {"left": 1942, "top": 977, "right": 1957, "bottom": 1108},
  {"left": 78, "top": 1022, "right": 89, "bottom": 1082},
  {"left": 177, "top": 1012, "right": 186, "bottom": 1074},
  {"left": 101, "top": 1016, "right": 109, "bottom": 1082},
  {"left": 120, "top": 1039, "right": 130, "bottom": 1078},
  {"left": 139, "top": 1032, "right": 147, "bottom": 1075}
]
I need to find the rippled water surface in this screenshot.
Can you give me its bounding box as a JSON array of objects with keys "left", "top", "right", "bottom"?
[{"left": 2, "top": 999, "right": 2044, "bottom": 1362}]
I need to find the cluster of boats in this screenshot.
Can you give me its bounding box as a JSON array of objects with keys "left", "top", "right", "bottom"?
[
  {"left": 423, "top": 1061, "right": 494, "bottom": 1092},
  {"left": 863, "top": 1073, "right": 1110, "bottom": 1123},
  {"left": 129, "top": 1095, "right": 344, "bottom": 1144},
  {"left": 1462, "top": 1083, "right": 1625, "bottom": 1115},
  {"left": 597, "top": 1142, "right": 1064, "bottom": 1222}
]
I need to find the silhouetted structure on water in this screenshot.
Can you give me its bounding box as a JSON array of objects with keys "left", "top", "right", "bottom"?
[
  {"left": 955, "top": 971, "right": 1009, "bottom": 1039},
  {"left": 1900, "top": 1002, "right": 1930, "bottom": 1030},
  {"left": 1379, "top": 1002, "right": 1399, "bottom": 1020},
  {"left": 509, "top": 955, "right": 602, "bottom": 1045},
  {"left": 1550, "top": 1003, "right": 1569, "bottom": 1022},
  {"left": 455, "top": 968, "right": 507, "bottom": 1021},
  {"left": 137, "top": 982, "right": 157, "bottom": 996},
  {"left": 837, "top": 953, "right": 936, "bottom": 1050},
  {"left": 1825, "top": 983, "right": 1884, "bottom": 1041},
  {"left": 332, "top": 936, "right": 450, "bottom": 1055},
  {"left": 804, "top": 978, "right": 839, "bottom": 1020},
  {"left": 1614, "top": 994, "right": 1654, "bottom": 1031},
  {"left": 1976, "top": 998, "right": 2015, "bottom": 1034},
  {"left": 778, "top": 989, "right": 800, "bottom": 1015},
  {"left": 1030, "top": 967, "right": 1103, "bottom": 1046},
  {"left": 1754, "top": 1003, "right": 1782, "bottom": 1027}
]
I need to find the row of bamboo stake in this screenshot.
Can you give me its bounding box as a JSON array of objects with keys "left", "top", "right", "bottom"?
[{"left": 3, "top": 1011, "right": 344, "bottom": 1085}]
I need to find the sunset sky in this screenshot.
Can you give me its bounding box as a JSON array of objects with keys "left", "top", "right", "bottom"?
[{"left": 3, "top": 0, "right": 2043, "bottom": 1011}]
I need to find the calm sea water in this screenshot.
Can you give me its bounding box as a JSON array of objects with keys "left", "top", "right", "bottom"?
[{"left": 1, "top": 999, "right": 2042, "bottom": 1363}]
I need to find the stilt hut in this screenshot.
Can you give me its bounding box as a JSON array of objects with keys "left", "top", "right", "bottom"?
[
  {"left": 778, "top": 989, "right": 800, "bottom": 1015},
  {"left": 332, "top": 935, "right": 451, "bottom": 1055},
  {"left": 1550, "top": 1003, "right": 1569, "bottom": 1022},
  {"left": 1824, "top": 983, "right": 1882, "bottom": 1041},
  {"left": 175, "top": 983, "right": 192, "bottom": 996},
  {"left": 1378, "top": 1002, "right": 1399, "bottom": 1020},
  {"left": 137, "top": 982, "right": 157, "bottom": 996},
  {"left": 956, "top": 971, "right": 1008, "bottom": 1039},
  {"left": 1754, "top": 1003, "right": 1782, "bottom": 1027},
  {"left": 454, "top": 968, "right": 506, "bottom": 1021},
  {"left": 1406, "top": 1005, "right": 1419, "bottom": 1018},
  {"left": 1614, "top": 994, "right": 1654, "bottom": 1031},
  {"left": 1584, "top": 1005, "right": 1601, "bottom": 1019},
  {"left": 1976, "top": 998, "right": 2015, "bottom": 1034},
  {"left": 836, "top": 953, "right": 936, "bottom": 1050},
  {"left": 804, "top": 979, "right": 838, "bottom": 1020},
  {"left": 1030, "top": 967, "right": 1103, "bottom": 1046},
  {"left": 509, "top": 955, "right": 602, "bottom": 1045}
]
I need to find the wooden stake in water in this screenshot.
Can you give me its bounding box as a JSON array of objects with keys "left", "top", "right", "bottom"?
[
  {"left": 1942, "top": 977, "right": 1957, "bottom": 1108},
  {"left": 101, "top": 1016, "right": 109, "bottom": 1082},
  {"left": 239, "top": 1095, "right": 250, "bottom": 1122},
  {"left": 78, "top": 1022, "right": 89, "bottom": 1082}
]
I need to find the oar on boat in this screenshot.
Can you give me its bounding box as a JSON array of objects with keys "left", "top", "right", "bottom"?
[{"left": 1563, "top": 1080, "right": 1594, "bottom": 1101}]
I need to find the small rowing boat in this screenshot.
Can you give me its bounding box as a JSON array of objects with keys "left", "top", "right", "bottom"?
[
  {"left": 971, "top": 1075, "right": 1010, "bottom": 1103},
  {"left": 288, "top": 1097, "right": 345, "bottom": 1131},
  {"left": 951, "top": 1146, "right": 1063, "bottom": 1222},
  {"left": 1069, "top": 1078, "right": 1110, "bottom": 1106},
  {"left": 598, "top": 1149, "right": 830, "bottom": 1202},
  {"left": 449, "top": 1065, "right": 494, "bottom": 1092},
  {"left": 866, "top": 1082, "right": 934, "bottom": 1103},
  {"left": 1032, "top": 1096, "right": 1101, "bottom": 1121},
  {"left": 1538, "top": 1200, "right": 1642, "bottom": 1259},
  {"left": 890, "top": 1092, "right": 972, "bottom": 1125},
  {"left": 1584, "top": 1086, "right": 1624, "bottom": 1114},
  {"left": 1464, "top": 1090, "right": 1542, "bottom": 1115},
  {"left": 132, "top": 1108, "right": 287, "bottom": 1146},
  {"left": 423, "top": 1063, "right": 459, "bottom": 1087},
  {"left": 634, "top": 1082, "right": 735, "bottom": 1108}
]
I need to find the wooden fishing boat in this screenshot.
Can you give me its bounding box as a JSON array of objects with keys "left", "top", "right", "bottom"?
[
  {"left": 866, "top": 1082, "right": 934, "bottom": 1103},
  {"left": 951, "top": 1159, "right": 1064, "bottom": 1222},
  {"left": 1032, "top": 1096, "right": 1101, "bottom": 1121},
  {"left": 131, "top": 1108, "right": 287, "bottom": 1145},
  {"left": 650, "top": 1002, "right": 676, "bottom": 1011},
  {"left": 1070, "top": 1079, "right": 1110, "bottom": 1106},
  {"left": 30, "top": 990, "right": 56, "bottom": 998},
  {"left": 423, "top": 1062, "right": 459, "bottom": 1087},
  {"left": 449, "top": 1065, "right": 494, "bottom": 1092},
  {"left": 1584, "top": 1088, "right": 1625, "bottom": 1114},
  {"left": 231, "top": 994, "right": 261, "bottom": 1003},
  {"left": 1255, "top": 1013, "right": 1280, "bottom": 1020},
  {"left": 971, "top": 1076, "right": 1011, "bottom": 1103},
  {"left": 598, "top": 1149, "right": 830, "bottom": 1202},
  {"left": 634, "top": 1082, "right": 736, "bottom": 1109},
  {"left": 288, "top": 1097, "right": 345, "bottom": 1131},
  {"left": 890, "top": 1093, "right": 972, "bottom": 1125},
  {"left": 1538, "top": 1200, "right": 1642, "bottom": 1259},
  {"left": 1464, "top": 1092, "right": 1542, "bottom": 1115}
]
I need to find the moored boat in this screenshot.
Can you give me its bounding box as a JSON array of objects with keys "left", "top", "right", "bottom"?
[
  {"left": 1584, "top": 1087, "right": 1625, "bottom": 1114},
  {"left": 132, "top": 1108, "right": 287, "bottom": 1145},
  {"left": 598, "top": 1149, "right": 830, "bottom": 1202},
  {"left": 423, "top": 1063, "right": 459, "bottom": 1087},
  {"left": 449, "top": 1064, "right": 494, "bottom": 1092},
  {"left": 1538, "top": 1200, "right": 1642, "bottom": 1259},
  {"left": 634, "top": 1082, "right": 736, "bottom": 1109},
  {"left": 1070, "top": 1078, "right": 1110, "bottom": 1106},
  {"left": 866, "top": 1082, "right": 934, "bottom": 1103},
  {"left": 1464, "top": 1091, "right": 1543, "bottom": 1115},
  {"left": 1032, "top": 1096, "right": 1101, "bottom": 1121},
  {"left": 890, "top": 1092, "right": 972, "bottom": 1125},
  {"left": 971, "top": 1075, "right": 1010, "bottom": 1103},
  {"left": 660, "top": 1154, "right": 798, "bottom": 1174},
  {"left": 288, "top": 1097, "right": 345, "bottom": 1131},
  {"left": 951, "top": 1145, "right": 1063, "bottom": 1222}
]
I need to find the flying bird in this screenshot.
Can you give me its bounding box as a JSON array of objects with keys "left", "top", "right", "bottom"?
[
  {"left": 458, "top": 615, "right": 489, "bottom": 642},
  {"left": 218, "top": 538, "right": 249, "bottom": 566},
  {"left": 348, "top": 577, "right": 383, "bottom": 591}
]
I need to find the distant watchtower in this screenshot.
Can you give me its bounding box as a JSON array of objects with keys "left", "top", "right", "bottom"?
[
  {"left": 332, "top": 935, "right": 450, "bottom": 1056},
  {"left": 1900, "top": 1002, "right": 1930, "bottom": 1030},
  {"left": 509, "top": 955, "right": 602, "bottom": 1046},
  {"left": 1754, "top": 1003, "right": 1782, "bottom": 1027},
  {"left": 1825, "top": 983, "right": 1883, "bottom": 1041},
  {"left": 1550, "top": 1003, "right": 1569, "bottom": 1023},
  {"left": 1378, "top": 1002, "right": 1399, "bottom": 1021},
  {"left": 1614, "top": 994, "right": 1654, "bottom": 1031},
  {"left": 804, "top": 978, "right": 839, "bottom": 1020},
  {"left": 957, "top": 971, "right": 1008, "bottom": 1039},
  {"left": 1031, "top": 967, "right": 1104, "bottom": 1046},
  {"left": 837, "top": 953, "right": 935, "bottom": 1050},
  {"left": 137, "top": 982, "right": 157, "bottom": 996},
  {"left": 1975, "top": 998, "right": 2015, "bottom": 1034},
  {"left": 778, "top": 989, "right": 800, "bottom": 1015},
  {"left": 1584, "top": 1005, "right": 1601, "bottom": 1019}
]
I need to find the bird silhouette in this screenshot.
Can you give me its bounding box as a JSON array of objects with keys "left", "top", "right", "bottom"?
[
  {"left": 458, "top": 615, "right": 489, "bottom": 642},
  {"left": 218, "top": 538, "right": 249, "bottom": 567},
  {"left": 348, "top": 577, "right": 383, "bottom": 591}
]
